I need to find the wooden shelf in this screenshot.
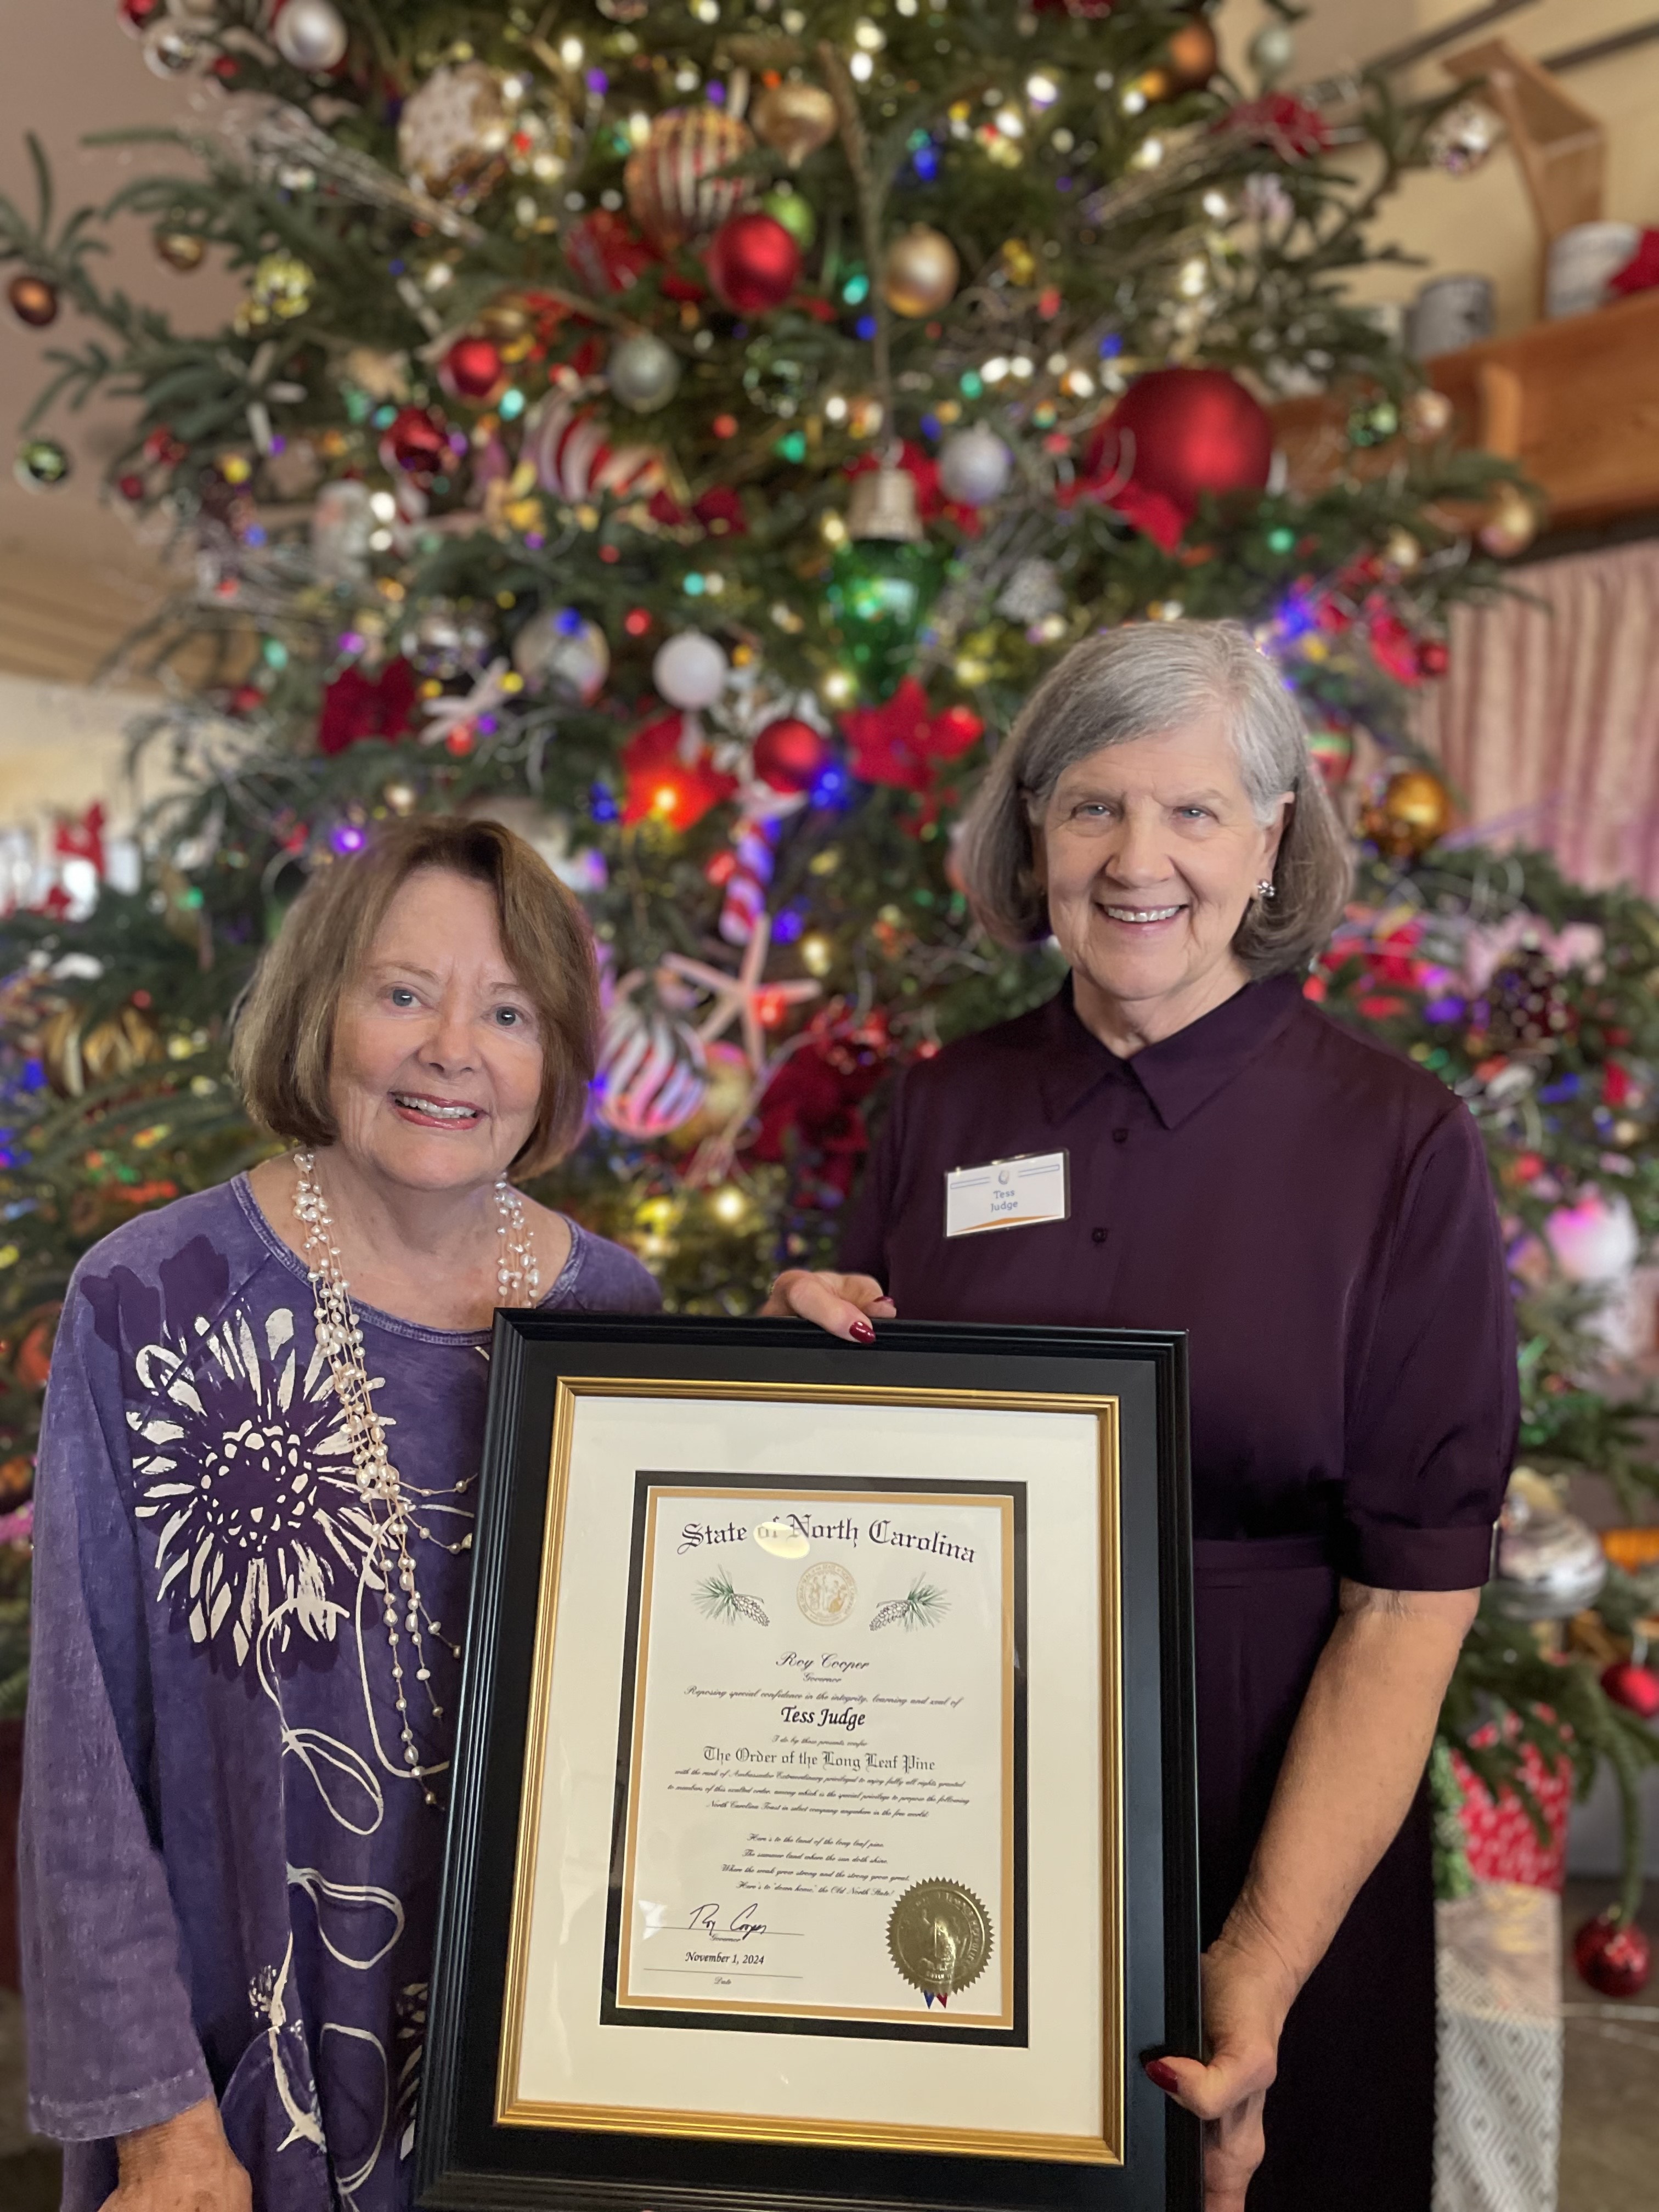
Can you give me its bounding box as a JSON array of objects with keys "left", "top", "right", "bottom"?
[{"left": 1271, "top": 285, "right": 1659, "bottom": 530}]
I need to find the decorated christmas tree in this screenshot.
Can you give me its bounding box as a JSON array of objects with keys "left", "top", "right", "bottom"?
[{"left": 0, "top": 0, "right": 1655, "bottom": 1975}]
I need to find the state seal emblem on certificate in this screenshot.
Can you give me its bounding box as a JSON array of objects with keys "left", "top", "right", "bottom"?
[{"left": 419, "top": 1314, "right": 1201, "bottom": 2212}]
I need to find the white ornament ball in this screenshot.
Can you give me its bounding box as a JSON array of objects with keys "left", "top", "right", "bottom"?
[
  {"left": 273, "top": 0, "right": 348, "bottom": 72},
  {"left": 653, "top": 630, "right": 729, "bottom": 711},
  {"left": 1493, "top": 1470, "right": 1608, "bottom": 1622},
  {"left": 595, "top": 1000, "right": 708, "bottom": 1138},
  {"left": 1544, "top": 1190, "right": 1640, "bottom": 1285},
  {"left": 511, "top": 608, "right": 611, "bottom": 704},
  {"left": 607, "top": 332, "right": 682, "bottom": 415},
  {"left": 1248, "top": 21, "right": 1296, "bottom": 83},
  {"left": 938, "top": 424, "right": 1014, "bottom": 509}
]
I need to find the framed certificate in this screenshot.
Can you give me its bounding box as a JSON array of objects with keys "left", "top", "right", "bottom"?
[{"left": 419, "top": 1316, "right": 1199, "bottom": 2211}]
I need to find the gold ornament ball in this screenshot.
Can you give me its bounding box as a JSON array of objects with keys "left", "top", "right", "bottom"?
[
  {"left": 479, "top": 292, "right": 533, "bottom": 343},
  {"left": 1166, "top": 19, "right": 1219, "bottom": 91},
  {"left": 753, "top": 79, "right": 839, "bottom": 169},
  {"left": 882, "top": 227, "right": 960, "bottom": 319},
  {"left": 7, "top": 273, "right": 59, "bottom": 328},
  {"left": 625, "top": 108, "right": 755, "bottom": 252},
  {"left": 1374, "top": 768, "right": 1454, "bottom": 858},
  {"left": 41, "top": 1003, "right": 162, "bottom": 1101},
  {"left": 153, "top": 227, "right": 206, "bottom": 273},
  {"left": 1383, "top": 527, "right": 1423, "bottom": 575},
  {"left": 1404, "top": 387, "right": 1454, "bottom": 442},
  {"left": 670, "top": 1041, "right": 753, "bottom": 1150},
  {"left": 1479, "top": 483, "right": 1539, "bottom": 558}
]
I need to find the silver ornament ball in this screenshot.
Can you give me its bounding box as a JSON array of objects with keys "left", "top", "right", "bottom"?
[
  {"left": 511, "top": 609, "right": 611, "bottom": 704},
  {"left": 1248, "top": 21, "right": 1296, "bottom": 84},
  {"left": 402, "top": 599, "right": 493, "bottom": 678},
  {"left": 1425, "top": 98, "right": 1502, "bottom": 177},
  {"left": 1492, "top": 1472, "right": 1608, "bottom": 1622},
  {"left": 938, "top": 424, "right": 1014, "bottom": 509},
  {"left": 607, "top": 332, "right": 682, "bottom": 416},
  {"left": 273, "top": 0, "right": 348, "bottom": 71},
  {"left": 142, "top": 19, "right": 204, "bottom": 74}
]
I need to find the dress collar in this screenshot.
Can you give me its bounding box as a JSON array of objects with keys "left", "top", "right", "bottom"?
[{"left": 1034, "top": 971, "right": 1306, "bottom": 1132}]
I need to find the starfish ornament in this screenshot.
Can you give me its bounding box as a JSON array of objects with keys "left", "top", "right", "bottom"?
[{"left": 659, "top": 913, "right": 821, "bottom": 1075}]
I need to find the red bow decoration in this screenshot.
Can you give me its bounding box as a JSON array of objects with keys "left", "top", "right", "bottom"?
[
  {"left": 53, "top": 802, "right": 105, "bottom": 876},
  {"left": 620, "top": 713, "right": 739, "bottom": 830},
  {"left": 317, "top": 658, "right": 418, "bottom": 755},
  {"left": 838, "top": 680, "right": 984, "bottom": 792},
  {"left": 1103, "top": 478, "right": 1190, "bottom": 551},
  {"left": 1222, "top": 94, "right": 1332, "bottom": 162}
]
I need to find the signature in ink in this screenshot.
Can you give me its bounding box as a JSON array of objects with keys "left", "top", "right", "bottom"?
[{"left": 688, "top": 1900, "right": 768, "bottom": 1940}]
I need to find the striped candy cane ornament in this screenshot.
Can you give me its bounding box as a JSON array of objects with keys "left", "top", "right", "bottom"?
[{"left": 719, "top": 811, "right": 776, "bottom": 945}]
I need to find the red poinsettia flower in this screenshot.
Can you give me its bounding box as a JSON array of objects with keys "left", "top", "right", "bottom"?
[
  {"left": 745, "top": 1007, "right": 895, "bottom": 1197},
  {"left": 317, "top": 657, "right": 417, "bottom": 755},
  {"left": 620, "top": 712, "right": 738, "bottom": 830},
  {"left": 1222, "top": 94, "right": 1331, "bottom": 162},
  {"left": 838, "top": 680, "right": 985, "bottom": 791}
]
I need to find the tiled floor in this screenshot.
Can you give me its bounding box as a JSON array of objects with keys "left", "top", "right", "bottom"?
[{"left": 1, "top": 1889, "right": 1654, "bottom": 2210}]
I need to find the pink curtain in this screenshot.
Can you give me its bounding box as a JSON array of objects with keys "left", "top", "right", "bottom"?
[{"left": 1418, "top": 541, "right": 1659, "bottom": 895}]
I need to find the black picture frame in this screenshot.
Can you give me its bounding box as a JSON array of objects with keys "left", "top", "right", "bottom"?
[{"left": 418, "top": 1314, "right": 1199, "bottom": 2212}]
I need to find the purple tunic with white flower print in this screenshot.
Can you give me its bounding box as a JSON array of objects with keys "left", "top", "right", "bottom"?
[{"left": 19, "top": 1173, "right": 660, "bottom": 2211}]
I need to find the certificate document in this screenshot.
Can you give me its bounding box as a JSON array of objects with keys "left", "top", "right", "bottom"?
[{"left": 604, "top": 1476, "right": 1024, "bottom": 2039}]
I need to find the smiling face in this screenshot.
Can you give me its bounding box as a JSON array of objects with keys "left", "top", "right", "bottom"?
[
  {"left": 1035, "top": 714, "right": 1291, "bottom": 1047},
  {"left": 328, "top": 865, "right": 546, "bottom": 1192}
]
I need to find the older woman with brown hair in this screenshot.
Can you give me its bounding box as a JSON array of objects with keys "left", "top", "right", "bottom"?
[
  {"left": 774, "top": 622, "right": 1517, "bottom": 2211},
  {"left": 20, "top": 818, "right": 658, "bottom": 2212}
]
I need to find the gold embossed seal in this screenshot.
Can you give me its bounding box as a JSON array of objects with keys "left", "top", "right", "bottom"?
[{"left": 888, "top": 1878, "right": 992, "bottom": 1997}]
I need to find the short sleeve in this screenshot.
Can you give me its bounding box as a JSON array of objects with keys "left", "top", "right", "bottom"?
[
  {"left": 20, "top": 1278, "right": 212, "bottom": 2142},
  {"left": 1339, "top": 1103, "right": 1517, "bottom": 1590}
]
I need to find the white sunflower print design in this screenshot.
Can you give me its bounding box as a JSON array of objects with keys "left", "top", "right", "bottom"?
[{"left": 128, "top": 1302, "right": 390, "bottom": 1673}]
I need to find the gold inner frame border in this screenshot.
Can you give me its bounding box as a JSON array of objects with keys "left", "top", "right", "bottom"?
[{"left": 493, "top": 1375, "right": 1125, "bottom": 2167}]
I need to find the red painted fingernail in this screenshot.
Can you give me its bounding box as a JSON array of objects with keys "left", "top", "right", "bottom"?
[
  {"left": 850, "top": 1319, "right": 876, "bottom": 1345},
  {"left": 1144, "top": 2060, "right": 1181, "bottom": 2096}
]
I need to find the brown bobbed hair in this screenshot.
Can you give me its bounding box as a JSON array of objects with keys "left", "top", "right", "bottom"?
[
  {"left": 230, "top": 815, "right": 600, "bottom": 1177},
  {"left": 956, "top": 620, "right": 1353, "bottom": 978}
]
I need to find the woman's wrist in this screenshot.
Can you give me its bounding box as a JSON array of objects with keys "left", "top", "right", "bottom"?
[
  {"left": 116, "top": 2096, "right": 232, "bottom": 2182},
  {"left": 1206, "top": 1895, "right": 1304, "bottom": 2032}
]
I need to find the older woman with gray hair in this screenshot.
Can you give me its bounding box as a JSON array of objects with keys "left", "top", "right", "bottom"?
[{"left": 772, "top": 621, "right": 1515, "bottom": 2211}]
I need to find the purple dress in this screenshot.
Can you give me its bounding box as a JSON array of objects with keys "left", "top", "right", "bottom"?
[
  {"left": 841, "top": 975, "right": 1517, "bottom": 2211},
  {"left": 20, "top": 1173, "right": 659, "bottom": 2211}
]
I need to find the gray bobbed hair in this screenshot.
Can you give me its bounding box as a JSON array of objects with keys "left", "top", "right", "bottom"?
[{"left": 956, "top": 619, "right": 1353, "bottom": 977}]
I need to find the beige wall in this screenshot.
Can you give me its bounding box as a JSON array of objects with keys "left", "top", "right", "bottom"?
[{"left": 1222, "top": 0, "right": 1659, "bottom": 341}]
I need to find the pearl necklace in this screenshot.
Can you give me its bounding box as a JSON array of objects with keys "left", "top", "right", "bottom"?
[{"left": 292, "top": 1149, "right": 541, "bottom": 1806}]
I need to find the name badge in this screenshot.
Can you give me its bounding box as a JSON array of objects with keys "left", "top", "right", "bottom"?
[{"left": 944, "top": 1150, "right": 1070, "bottom": 1238}]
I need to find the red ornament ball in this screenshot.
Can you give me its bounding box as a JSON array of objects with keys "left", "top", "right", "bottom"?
[
  {"left": 1601, "top": 1660, "right": 1659, "bottom": 1719},
  {"left": 381, "top": 405, "right": 449, "bottom": 478},
  {"left": 444, "top": 335, "right": 505, "bottom": 402},
  {"left": 1417, "top": 637, "right": 1451, "bottom": 679},
  {"left": 753, "top": 716, "right": 831, "bottom": 794},
  {"left": 1089, "top": 366, "right": 1273, "bottom": 527},
  {"left": 706, "top": 213, "right": 801, "bottom": 315},
  {"left": 116, "top": 471, "right": 146, "bottom": 502},
  {"left": 1574, "top": 1910, "right": 1651, "bottom": 1998},
  {"left": 118, "top": 0, "right": 163, "bottom": 32}
]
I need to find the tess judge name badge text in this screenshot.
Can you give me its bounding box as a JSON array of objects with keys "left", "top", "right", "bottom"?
[{"left": 944, "top": 1150, "right": 1070, "bottom": 1238}]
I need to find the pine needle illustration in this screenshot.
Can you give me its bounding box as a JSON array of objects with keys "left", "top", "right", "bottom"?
[
  {"left": 869, "top": 1577, "right": 950, "bottom": 1632},
  {"left": 695, "top": 1568, "right": 770, "bottom": 1627}
]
